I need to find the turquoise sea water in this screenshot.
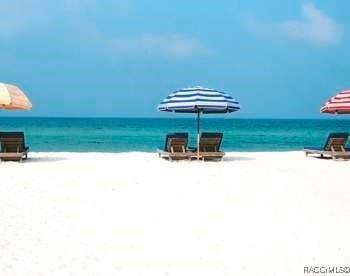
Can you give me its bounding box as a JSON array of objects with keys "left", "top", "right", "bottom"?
[{"left": 1, "top": 117, "right": 350, "bottom": 152}]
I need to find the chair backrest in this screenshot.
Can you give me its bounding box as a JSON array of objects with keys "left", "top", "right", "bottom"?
[
  {"left": 324, "top": 132, "right": 349, "bottom": 151},
  {"left": 0, "top": 132, "right": 26, "bottom": 153},
  {"left": 199, "top": 132, "right": 223, "bottom": 152},
  {"left": 164, "top": 132, "right": 188, "bottom": 153}
]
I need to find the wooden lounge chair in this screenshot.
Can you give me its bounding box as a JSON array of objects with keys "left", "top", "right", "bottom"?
[
  {"left": 0, "top": 132, "right": 29, "bottom": 162},
  {"left": 191, "top": 132, "right": 225, "bottom": 161},
  {"left": 304, "top": 132, "right": 350, "bottom": 160},
  {"left": 157, "top": 132, "right": 192, "bottom": 161}
]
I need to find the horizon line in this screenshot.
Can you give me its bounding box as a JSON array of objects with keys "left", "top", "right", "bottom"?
[{"left": 0, "top": 116, "right": 347, "bottom": 120}]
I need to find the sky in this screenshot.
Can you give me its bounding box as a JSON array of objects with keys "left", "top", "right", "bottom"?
[{"left": 1, "top": 0, "right": 350, "bottom": 118}]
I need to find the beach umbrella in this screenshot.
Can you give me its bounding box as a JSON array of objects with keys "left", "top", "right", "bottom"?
[
  {"left": 157, "top": 86, "right": 240, "bottom": 157},
  {"left": 0, "top": 82, "right": 32, "bottom": 110},
  {"left": 321, "top": 90, "right": 350, "bottom": 114}
]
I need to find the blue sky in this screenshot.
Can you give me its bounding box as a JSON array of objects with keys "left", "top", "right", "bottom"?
[{"left": 1, "top": 0, "right": 349, "bottom": 118}]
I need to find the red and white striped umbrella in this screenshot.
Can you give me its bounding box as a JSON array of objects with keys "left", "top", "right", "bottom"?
[{"left": 320, "top": 90, "right": 350, "bottom": 114}]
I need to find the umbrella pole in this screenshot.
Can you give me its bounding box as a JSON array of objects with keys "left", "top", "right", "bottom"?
[{"left": 197, "top": 112, "right": 200, "bottom": 160}]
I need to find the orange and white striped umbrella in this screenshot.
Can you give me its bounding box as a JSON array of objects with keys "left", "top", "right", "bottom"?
[
  {"left": 321, "top": 90, "right": 350, "bottom": 114},
  {"left": 0, "top": 82, "right": 32, "bottom": 110}
]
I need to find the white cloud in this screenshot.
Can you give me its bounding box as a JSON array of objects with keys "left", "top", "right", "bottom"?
[
  {"left": 0, "top": 1, "right": 210, "bottom": 59},
  {"left": 109, "top": 34, "right": 211, "bottom": 58},
  {"left": 282, "top": 4, "right": 342, "bottom": 45},
  {"left": 246, "top": 3, "right": 342, "bottom": 47}
]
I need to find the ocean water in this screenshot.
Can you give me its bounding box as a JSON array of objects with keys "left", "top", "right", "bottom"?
[{"left": 0, "top": 117, "right": 350, "bottom": 152}]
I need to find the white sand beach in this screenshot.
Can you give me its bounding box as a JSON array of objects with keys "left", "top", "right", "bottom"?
[{"left": 1, "top": 151, "right": 350, "bottom": 275}]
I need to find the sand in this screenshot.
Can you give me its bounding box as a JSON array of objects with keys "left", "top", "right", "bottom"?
[{"left": 0, "top": 151, "right": 349, "bottom": 275}]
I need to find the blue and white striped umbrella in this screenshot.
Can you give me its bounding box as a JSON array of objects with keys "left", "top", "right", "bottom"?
[
  {"left": 157, "top": 86, "right": 240, "bottom": 113},
  {"left": 157, "top": 86, "right": 240, "bottom": 158}
]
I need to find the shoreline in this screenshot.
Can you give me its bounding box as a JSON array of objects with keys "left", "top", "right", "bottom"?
[
  {"left": 0, "top": 150, "right": 312, "bottom": 155},
  {"left": 1, "top": 151, "right": 314, "bottom": 164},
  {"left": 2, "top": 151, "right": 348, "bottom": 165}
]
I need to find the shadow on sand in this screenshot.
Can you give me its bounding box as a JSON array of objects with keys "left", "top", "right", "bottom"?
[
  {"left": 26, "top": 157, "right": 68, "bottom": 163},
  {"left": 223, "top": 156, "right": 256, "bottom": 162}
]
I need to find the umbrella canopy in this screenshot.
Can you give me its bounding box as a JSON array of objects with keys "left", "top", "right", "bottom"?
[
  {"left": 157, "top": 86, "right": 240, "bottom": 113},
  {"left": 321, "top": 90, "right": 350, "bottom": 114},
  {"left": 0, "top": 82, "right": 32, "bottom": 110},
  {"left": 158, "top": 86, "right": 240, "bottom": 158}
]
